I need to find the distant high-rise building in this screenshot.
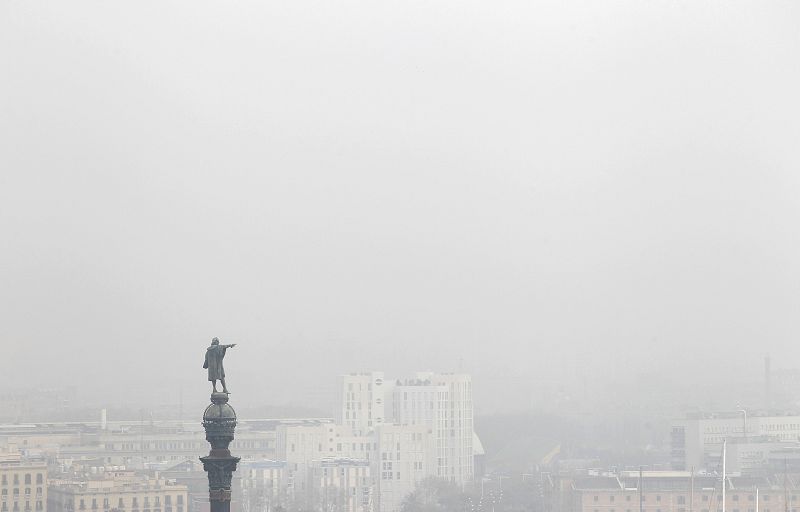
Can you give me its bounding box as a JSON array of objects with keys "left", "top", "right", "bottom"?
[
  {"left": 337, "top": 371, "right": 475, "bottom": 485},
  {"left": 390, "top": 372, "right": 474, "bottom": 484}
]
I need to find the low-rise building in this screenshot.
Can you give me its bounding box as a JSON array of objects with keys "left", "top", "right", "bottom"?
[
  {"left": 671, "top": 412, "right": 800, "bottom": 471},
  {"left": 314, "top": 458, "right": 372, "bottom": 512},
  {"left": 562, "top": 470, "right": 800, "bottom": 512},
  {"left": 48, "top": 471, "right": 188, "bottom": 512}
]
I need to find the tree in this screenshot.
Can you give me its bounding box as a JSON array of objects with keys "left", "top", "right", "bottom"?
[{"left": 401, "top": 478, "right": 471, "bottom": 512}]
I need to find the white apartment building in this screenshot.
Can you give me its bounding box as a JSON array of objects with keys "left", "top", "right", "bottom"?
[
  {"left": 277, "top": 404, "right": 448, "bottom": 512},
  {"left": 315, "top": 458, "right": 373, "bottom": 512},
  {"left": 276, "top": 423, "right": 376, "bottom": 505},
  {"left": 373, "top": 423, "right": 432, "bottom": 512},
  {"left": 337, "top": 373, "right": 388, "bottom": 435},
  {"left": 276, "top": 423, "right": 375, "bottom": 466},
  {"left": 390, "top": 373, "right": 474, "bottom": 484},
  {"left": 277, "top": 370, "right": 478, "bottom": 512}
]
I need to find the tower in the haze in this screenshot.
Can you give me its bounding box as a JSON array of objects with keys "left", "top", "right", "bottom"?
[{"left": 200, "top": 339, "right": 240, "bottom": 512}]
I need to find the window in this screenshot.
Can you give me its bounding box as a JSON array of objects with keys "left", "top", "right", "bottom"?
[{"left": 24, "top": 476, "right": 30, "bottom": 486}]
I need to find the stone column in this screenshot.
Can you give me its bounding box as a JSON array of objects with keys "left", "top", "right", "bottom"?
[{"left": 201, "top": 392, "right": 240, "bottom": 512}]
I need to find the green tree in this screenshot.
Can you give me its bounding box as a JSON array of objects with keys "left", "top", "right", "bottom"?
[{"left": 401, "top": 478, "right": 471, "bottom": 512}]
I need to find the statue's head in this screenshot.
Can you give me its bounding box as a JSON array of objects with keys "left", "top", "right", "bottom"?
[{"left": 211, "top": 337, "right": 220, "bottom": 345}]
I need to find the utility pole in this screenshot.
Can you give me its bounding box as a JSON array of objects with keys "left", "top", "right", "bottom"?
[{"left": 784, "top": 458, "right": 789, "bottom": 512}]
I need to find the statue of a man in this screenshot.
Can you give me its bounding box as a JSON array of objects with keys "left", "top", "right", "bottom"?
[{"left": 203, "top": 337, "right": 237, "bottom": 393}]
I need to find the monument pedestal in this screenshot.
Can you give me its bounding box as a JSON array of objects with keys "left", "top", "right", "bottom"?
[{"left": 201, "top": 392, "right": 239, "bottom": 512}]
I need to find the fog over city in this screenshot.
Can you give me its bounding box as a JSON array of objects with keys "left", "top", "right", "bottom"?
[
  {"left": 3, "top": 1, "right": 800, "bottom": 417},
  {"left": 4, "top": 3, "right": 800, "bottom": 512}
]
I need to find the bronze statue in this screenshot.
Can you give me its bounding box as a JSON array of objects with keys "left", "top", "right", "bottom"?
[{"left": 204, "top": 337, "right": 237, "bottom": 393}]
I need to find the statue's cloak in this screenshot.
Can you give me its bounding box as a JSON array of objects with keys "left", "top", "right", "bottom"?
[{"left": 203, "top": 345, "right": 227, "bottom": 381}]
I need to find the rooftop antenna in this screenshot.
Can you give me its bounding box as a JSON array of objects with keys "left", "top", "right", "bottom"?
[
  {"left": 737, "top": 404, "right": 748, "bottom": 438},
  {"left": 766, "top": 355, "right": 772, "bottom": 411},
  {"left": 179, "top": 387, "right": 184, "bottom": 431}
]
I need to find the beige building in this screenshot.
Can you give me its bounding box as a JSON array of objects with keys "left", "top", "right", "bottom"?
[
  {"left": 0, "top": 450, "right": 47, "bottom": 512},
  {"left": 48, "top": 471, "right": 188, "bottom": 512}
]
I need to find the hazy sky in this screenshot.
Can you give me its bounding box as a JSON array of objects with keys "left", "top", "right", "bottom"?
[{"left": 2, "top": 1, "right": 799, "bottom": 413}]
